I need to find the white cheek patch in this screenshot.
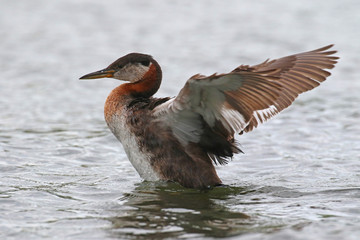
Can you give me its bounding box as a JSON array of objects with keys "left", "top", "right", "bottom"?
[{"left": 114, "top": 63, "right": 150, "bottom": 82}]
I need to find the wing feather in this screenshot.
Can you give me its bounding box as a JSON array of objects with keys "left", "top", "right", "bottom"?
[{"left": 153, "top": 45, "right": 338, "bottom": 163}]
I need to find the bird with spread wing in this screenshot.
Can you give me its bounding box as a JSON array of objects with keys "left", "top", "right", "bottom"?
[{"left": 80, "top": 45, "right": 338, "bottom": 188}]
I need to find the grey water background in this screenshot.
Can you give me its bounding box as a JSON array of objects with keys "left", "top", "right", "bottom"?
[{"left": 1, "top": 0, "right": 360, "bottom": 239}]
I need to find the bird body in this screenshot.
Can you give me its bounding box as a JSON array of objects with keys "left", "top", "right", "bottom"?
[
  {"left": 80, "top": 46, "right": 338, "bottom": 188},
  {"left": 105, "top": 99, "right": 161, "bottom": 181}
]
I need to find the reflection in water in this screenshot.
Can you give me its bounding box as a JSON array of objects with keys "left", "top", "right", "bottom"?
[{"left": 108, "top": 182, "right": 273, "bottom": 239}]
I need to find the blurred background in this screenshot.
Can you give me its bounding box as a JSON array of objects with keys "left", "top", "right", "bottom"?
[{"left": 1, "top": 0, "right": 359, "bottom": 239}]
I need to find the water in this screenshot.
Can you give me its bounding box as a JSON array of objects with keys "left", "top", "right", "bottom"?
[{"left": 1, "top": 0, "right": 360, "bottom": 239}]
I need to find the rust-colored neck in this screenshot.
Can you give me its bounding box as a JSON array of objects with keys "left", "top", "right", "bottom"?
[
  {"left": 122, "top": 60, "right": 162, "bottom": 98},
  {"left": 104, "top": 60, "right": 162, "bottom": 123}
]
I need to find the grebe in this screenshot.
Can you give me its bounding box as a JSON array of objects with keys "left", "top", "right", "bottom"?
[{"left": 80, "top": 45, "right": 338, "bottom": 189}]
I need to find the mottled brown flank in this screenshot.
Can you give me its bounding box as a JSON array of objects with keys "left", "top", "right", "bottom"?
[{"left": 125, "top": 98, "right": 222, "bottom": 188}]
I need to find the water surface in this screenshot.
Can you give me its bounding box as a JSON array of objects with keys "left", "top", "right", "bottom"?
[{"left": 1, "top": 0, "right": 360, "bottom": 239}]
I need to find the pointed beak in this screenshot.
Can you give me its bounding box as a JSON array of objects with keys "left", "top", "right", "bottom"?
[{"left": 79, "top": 69, "right": 116, "bottom": 80}]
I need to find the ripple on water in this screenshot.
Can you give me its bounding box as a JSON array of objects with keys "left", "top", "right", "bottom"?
[{"left": 1, "top": 0, "right": 360, "bottom": 239}]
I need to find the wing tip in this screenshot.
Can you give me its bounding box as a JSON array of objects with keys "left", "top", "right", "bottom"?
[
  {"left": 313, "top": 44, "right": 340, "bottom": 59},
  {"left": 312, "top": 44, "right": 334, "bottom": 52}
]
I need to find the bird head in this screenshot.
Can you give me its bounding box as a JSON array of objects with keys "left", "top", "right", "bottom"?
[{"left": 80, "top": 53, "right": 154, "bottom": 83}]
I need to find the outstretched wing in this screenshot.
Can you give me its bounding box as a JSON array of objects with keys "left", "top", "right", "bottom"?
[
  {"left": 153, "top": 45, "right": 338, "bottom": 164},
  {"left": 232, "top": 44, "right": 339, "bottom": 132}
]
